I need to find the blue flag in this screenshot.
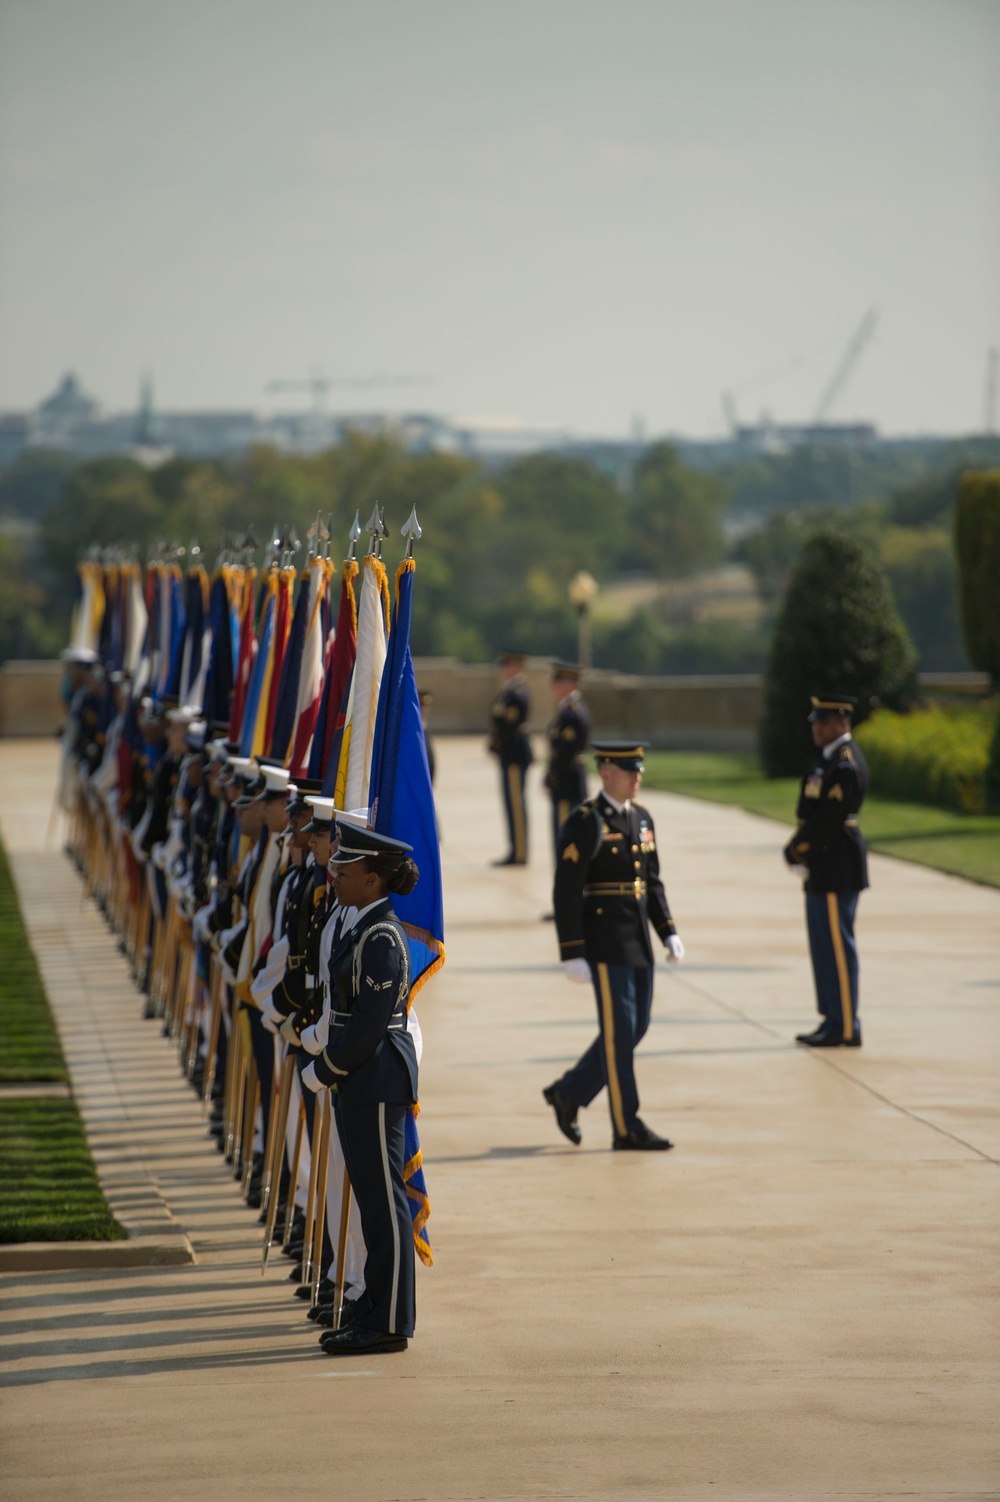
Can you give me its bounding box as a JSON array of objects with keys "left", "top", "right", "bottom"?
[{"left": 368, "top": 559, "right": 444, "bottom": 994}]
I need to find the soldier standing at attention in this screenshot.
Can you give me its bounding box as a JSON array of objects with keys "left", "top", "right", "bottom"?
[
  {"left": 543, "top": 661, "right": 591, "bottom": 859},
  {"left": 544, "top": 742, "right": 684, "bottom": 1151},
  {"left": 784, "top": 694, "right": 869, "bottom": 1048},
  {"left": 488, "top": 650, "right": 533, "bottom": 866}
]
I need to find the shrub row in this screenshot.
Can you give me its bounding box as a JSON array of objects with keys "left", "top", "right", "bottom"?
[{"left": 855, "top": 703, "right": 998, "bottom": 815}]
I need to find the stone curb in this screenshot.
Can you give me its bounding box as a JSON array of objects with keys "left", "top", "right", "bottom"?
[{"left": 0, "top": 1234, "right": 196, "bottom": 1273}]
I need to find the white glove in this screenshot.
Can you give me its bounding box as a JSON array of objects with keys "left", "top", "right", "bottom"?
[
  {"left": 409, "top": 1007, "right": 424, "bottom": 1066},
  {"left": 261, "top": 1012, "right": 278, "bottom": 1036},
  {"left": 786, "top": 861, "right": 809, "bottom": 881},
  {"left": 665, "top": 935, "right": 685, "bottom": 963},
  {"left": 279, "top": 1015, "right": 299, "bottom": 1045},
  {"left": 563, "top": 958, "right": 591, "bottom": 985},
  {"left": 300, "top": 1060, "right": 324, "bottom": 1094},
  {"left": 151, "top": 841, "right": 168, "bottom": 871},
  {"left": 259, "top": 992, "right": 284, "bottom": 1027}
]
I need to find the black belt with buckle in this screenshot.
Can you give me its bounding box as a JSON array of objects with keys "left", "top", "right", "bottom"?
[{"left": 583, "top": 880, "right": 647, "bottom": 899}]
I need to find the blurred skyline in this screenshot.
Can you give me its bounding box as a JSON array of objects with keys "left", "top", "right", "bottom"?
[{"left": 1, "top": 0, "right": 998, "bottom": 439}]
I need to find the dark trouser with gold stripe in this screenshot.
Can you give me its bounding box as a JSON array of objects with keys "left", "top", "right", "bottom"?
[
  {"left": 805, "top": 890, "right": 860, "bottom": 1041},
  {"left": 550, "top": 797, "right": 572, "bottom": 863},
  {"left": 554, "top": 962, "right": 654, "bottom": 1138},
  {"left": 500, "top": 761, "right": 528, "bottom": 864}
]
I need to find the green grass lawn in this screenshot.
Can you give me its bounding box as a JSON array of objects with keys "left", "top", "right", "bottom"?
[
  {"left": 643, "top": 751, "right": 1000, "bottom": 889},
  {"left": 0, "top": 836, "right": 124, "bottom": 1242},
  {"left": 0, "top": 1100, "right": 125, "bottom": 1242},
  {"left": 0, "top": 839, "right": 68, "bottom": 1082}
]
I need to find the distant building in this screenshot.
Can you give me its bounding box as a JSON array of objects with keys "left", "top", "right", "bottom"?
[
  {"left": 0, "top": 372, "right": 888, "bottom": 474},
  {"left": 731, "top": 420, "right": 877, "bottom": 457},
  {"left": 33, "top": 373, "right": 101, "bottom": 448}
]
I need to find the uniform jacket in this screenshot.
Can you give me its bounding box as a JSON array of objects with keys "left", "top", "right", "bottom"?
[
  {"left": 488, "top": 678, "right": 533, "bottom": 767},
  {"left": 315, "top": 898, "right": 418, "bottom": 1105},
  {"left": 784, "top": 738, "right": 869, "bottom": 894},
  {"left": 544, "top": 692, "right": 590, "bottom": 805},
  {"left": 140, "top": 751, "right": 180, "bottom": 854},
  {"left": 274, "top": 861, "right": 327, "bottom": 1019},
  {"left": 554, "top": 793, "right": 676, "bottom": 967}
]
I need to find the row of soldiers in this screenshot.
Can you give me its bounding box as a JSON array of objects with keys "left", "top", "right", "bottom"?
[{"left": 61, "top": 645, "right": 426, "bottom": 1350}]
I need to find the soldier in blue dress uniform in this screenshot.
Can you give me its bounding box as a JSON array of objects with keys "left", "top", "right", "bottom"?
[
  {"left": 302, "top": 826, "right": 420, "bottom": 1356},
  {"left": 488, "top": 650, "right": 532, "bottom": 866},
  {"left": 543, "top": 661, "right": 591, "bottom": 859},
  {"left": 784, "top": 694, "right": 869, "bottom": 1048},
  {"left": 544, "top": 742, "right": 684, "bottom": 1151}
]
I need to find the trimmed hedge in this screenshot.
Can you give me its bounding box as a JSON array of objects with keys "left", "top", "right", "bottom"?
[{"left": 856, "top": 703, "right": 997, "bottom": 815}]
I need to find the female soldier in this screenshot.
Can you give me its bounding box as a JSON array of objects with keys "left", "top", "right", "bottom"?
[{"left": 301, "top": 826, "right": 419, "bottom": 1357}]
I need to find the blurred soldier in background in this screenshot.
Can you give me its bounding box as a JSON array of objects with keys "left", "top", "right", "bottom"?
[
  {"left": 487, "top": 650, "right": 532, "bottom": 866},
  {"left": 784, "top": 694, "right": 869, "bottom": 1048},
  {"left": 543, "top": 661, "right": 590, "bottom": 858}
]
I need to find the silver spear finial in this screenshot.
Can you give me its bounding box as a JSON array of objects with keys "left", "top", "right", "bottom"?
[
  {"left": 364, "top": 503, "right": 381, "bottom": 557},
  {"left": 401, "top": 505, "right": 422, "bottom": 560},
  {"left": 346, "top": 509, "right": 362, "bottom": 562}
]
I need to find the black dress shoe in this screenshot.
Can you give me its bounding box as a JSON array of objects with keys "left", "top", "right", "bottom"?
[
  {"left": 491, "top": 855, "right": 526, "bottom": 867},
  {"left": 543, "top": 1085, "right": 581, "bottom": 1146},
  {"left": 295, "top": 1275, "right": 334, "bottom": 1301},
  {"left": 613, "top": 1121, "right": 674, "bottom": 1152},
  {"left": 309, "top": 1297, "right": 357, "bottom": 1327},
  {"left": 319, "top": 1324, "right": 407, "bottom": 1356},
  {"left": 797, "top": 1026, "right": 862, "bottom": 1048}
]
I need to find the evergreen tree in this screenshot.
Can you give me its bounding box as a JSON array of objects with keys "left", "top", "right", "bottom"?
[{"left": 759, "top": 530, "right": 918, "bottom": 777}]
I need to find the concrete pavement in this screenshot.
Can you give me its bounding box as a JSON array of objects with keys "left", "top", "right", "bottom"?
[{"left": 0, "top": 736, "right": 997, "bottom": 1501}]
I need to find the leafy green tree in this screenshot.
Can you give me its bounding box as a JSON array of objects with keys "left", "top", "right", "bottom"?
[
  {"left": 759, "top": 530, "right": 918, "bottom": 777},
  {"left": 0, "top": 451, "right": 75, "bottom": 520},
  {"left": 878, "top": 526, "right": 968, "bottom": 671},
  {"left": 629, "top": 443, "right": 726, "bottom": 577},
  {"left": 0, "top": 532, "right": 65, "bottom": 662}
]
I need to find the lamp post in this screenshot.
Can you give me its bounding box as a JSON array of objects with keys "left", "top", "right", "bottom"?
[{"left": 567, "top": 570, "right": 598, "bottom": 671}]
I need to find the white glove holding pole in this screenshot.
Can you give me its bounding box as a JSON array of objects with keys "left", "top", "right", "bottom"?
[
  {"left": 300, "top": 1060, "right": 324, "bottom": 1094},
  {"left": 563, "top": 958, "right": 591, "bottom": 985},
  {"left": 665, "top": 935, "right": 685, "bottom": 963}
]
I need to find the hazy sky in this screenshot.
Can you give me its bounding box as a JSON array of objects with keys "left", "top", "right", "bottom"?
[{"left": 1, "top": 0, "right": 997, "bottom": 438}]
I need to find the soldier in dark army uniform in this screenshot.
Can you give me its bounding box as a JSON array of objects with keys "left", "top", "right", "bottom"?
[
  {"left": 544, "top": 742, "right": 684, "bottom": 1151},
  {"left": 784, "top": 694, "right": 869, "bottom": 1048},
  {"left": 487, "top": 650, "right": 533, "bottom": 866},
  {"left": 543, "top": 662, "right": 591, "bottom": 858},
  {"left": 302, "top": 826, "right": 421, "bottom": 1356}
]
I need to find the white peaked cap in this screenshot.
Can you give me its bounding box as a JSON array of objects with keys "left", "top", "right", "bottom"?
[
  {"left": 337, "top": 807, "right": 371, "bottom": 830},
  {"left": 260, "top": 765, "right": 291, "bottom": 795},
  {"left": 304, "top": 795, "right": 337, "bottom": 821}
]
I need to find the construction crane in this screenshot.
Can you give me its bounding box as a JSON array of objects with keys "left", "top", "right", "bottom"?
[
  {"left": 811, "top": 308, "right": 879, "bottom": 424},
  {"left": 266, "top": 370, "right": 433, "bottom": 411}
]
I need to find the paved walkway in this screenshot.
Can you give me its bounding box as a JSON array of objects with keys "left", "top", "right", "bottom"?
[{"left": 0, "top": 737, "right": 997, "bottom": 1502}]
